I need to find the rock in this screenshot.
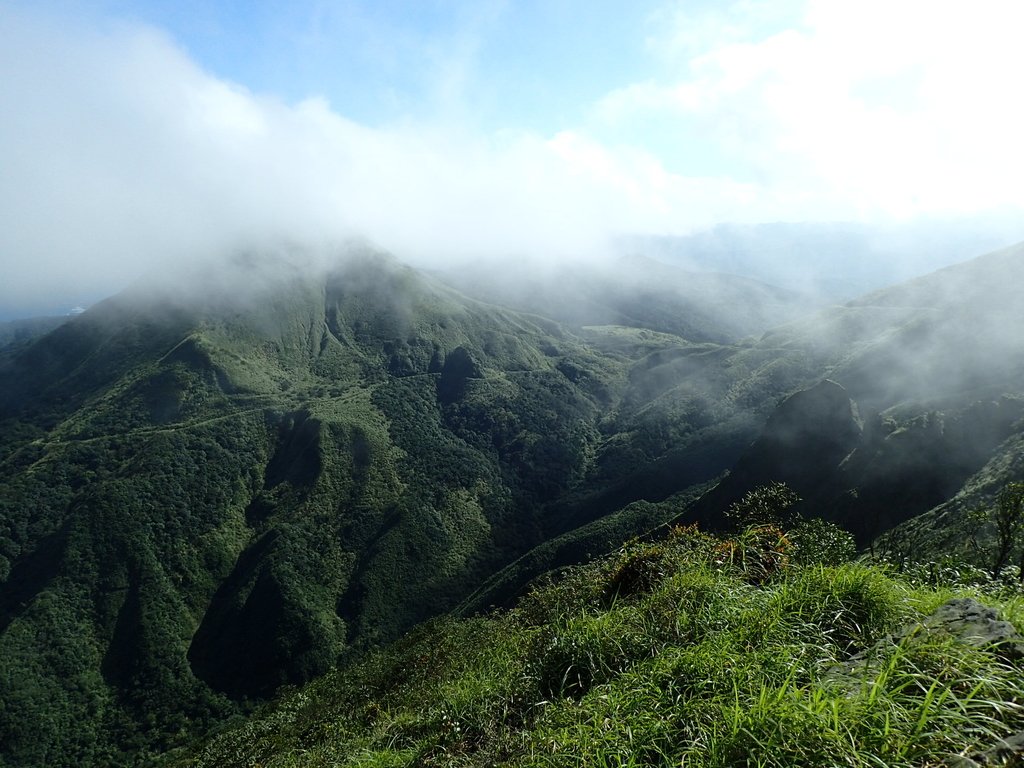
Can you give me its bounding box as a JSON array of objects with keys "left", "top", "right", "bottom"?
[
  {"left": 945, "top": 730, "right": 1024, "bottom": 766},
  {"left": 973, "top": 731, "right": 1024, "bottom": 765},
  {"left": 910, "top": 597, "right": 1024, "bottom": 661},
  {"left": 827, "top": 598, "right": 1024, "bottom": 767},
  {"left": 826, "top": 597, "right": 1024, "bottom": 683},
  {"left": 943, "top": 756, "right": 983, "bottom": 768}
]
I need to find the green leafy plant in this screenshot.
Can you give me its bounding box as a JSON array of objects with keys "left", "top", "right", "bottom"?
[
  {"left": 990, "top": 482, "right": 1024, "bottom": 579},
  {"left": 163, "top": 523, "right": 1024, "bottom": 768},
  {"left": 790, "top": 518, "right": 857, "bottom": 566},
  {"left": 725, "top": 481, "right": 801, "bottom": 529}
]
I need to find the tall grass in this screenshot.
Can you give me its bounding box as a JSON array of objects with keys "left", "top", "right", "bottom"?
[{"left": 166, "top": 526, "right": 1024, "bottom": 768}]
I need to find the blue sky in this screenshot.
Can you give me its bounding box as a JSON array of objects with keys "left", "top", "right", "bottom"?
[
  {"left": 95, "top": 1, "right": 674, "bottom": 130},
  {"left": 3, "top": 0, "right": 1024, "bottom": 314},
  {"left": 100, "top": 0, "right": 802, "bottom": 179}
]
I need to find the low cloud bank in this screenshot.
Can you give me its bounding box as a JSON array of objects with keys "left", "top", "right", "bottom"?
[
  {"left": 4, "top": 3, "right": 1024, "bottom": 316},
  {"left": 0, "top": 8, "right": 758, "bottom": 314}
]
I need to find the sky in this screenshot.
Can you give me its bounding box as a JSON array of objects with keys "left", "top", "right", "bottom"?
[{"left": 3, "top": 0, "right": 1024, "bottom": 316}]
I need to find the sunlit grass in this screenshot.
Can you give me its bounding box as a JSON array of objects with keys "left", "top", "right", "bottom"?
[{"left": 166, "top": 527, "right": 1024, "bottom": 768}]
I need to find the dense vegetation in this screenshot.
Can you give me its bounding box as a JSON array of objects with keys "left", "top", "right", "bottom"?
[
  {"left": 2, "top": 243, "right": 1024, "bottom": 764},
  {"left": 164, "top": 519, "right": 1024, "bottom": 767}
]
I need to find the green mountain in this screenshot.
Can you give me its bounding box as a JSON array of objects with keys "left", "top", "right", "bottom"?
[
  {"left": 2, "top": 242, "right": 1024, "bottom": 765},
  {"left": 686, "top": 245, "right": 1024, "bottom": 544},
  {"left": 457, "top": 244, "right": 1024, "bottom": 612}
]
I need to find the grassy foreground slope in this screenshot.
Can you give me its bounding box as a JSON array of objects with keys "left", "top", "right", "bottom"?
[{"left": 167, "top": 523, "right": 1024, "bottom": 768}]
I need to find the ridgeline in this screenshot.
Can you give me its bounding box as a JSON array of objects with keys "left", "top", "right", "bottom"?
[{"left": 2, "top": 243, "right": 1024, "bottom": 764}]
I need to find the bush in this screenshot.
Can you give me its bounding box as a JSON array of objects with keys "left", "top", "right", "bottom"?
[
  {"left": 790, "top": 518, "right": 856, "bottom": 566},
  {"left": 726, "top": 481, "right": 800, "bottom": 529},
  {"left": 603, "top": 544, "right": 668, "bottom": 602},
  {"left": 713, "top": 524, "right": 794, "bottom": 584}
]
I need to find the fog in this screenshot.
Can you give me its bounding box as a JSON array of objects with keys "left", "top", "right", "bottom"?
[
  {"left": 0, "top": 9, "right": 675, "bottom": 315},
  {"left": 619, "top": 216, "right": 1024, "bottom": 299},
  {"left": 4, "top": 3, "right": 1024, "bottom": 318}
]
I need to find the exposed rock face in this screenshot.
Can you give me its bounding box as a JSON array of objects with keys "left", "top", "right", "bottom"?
[
  {"left": 919, "top": 598, "right": 1024, "bottom": 660},
  {"left": 739, "top": 378, "right": 863, "bottom": 484},
  {"left": 437, "top": 346, "right": 483, "bottom": 403},
  {"left": 828, "top": 597, "right": 1024, "bottom": 685}
]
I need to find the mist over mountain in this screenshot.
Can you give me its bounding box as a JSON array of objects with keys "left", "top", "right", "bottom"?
[
  {"left": 1, "top": 239, "right": 1024, "bottom": 765},
  {"left": 9, "top": 215, "right": 1024, "bottom": 323},
  {"left": 620, "top": 215, "right": 1024, "bottom": 298},
  {"left": 8, "top": 2, "right": 1024, "bottom": 764},
  {"left": 435, "top": 253, "right": 817, "bottom": 343},
  {"left": 460, "top": 241, "right": 1024, "bottom": 611}
]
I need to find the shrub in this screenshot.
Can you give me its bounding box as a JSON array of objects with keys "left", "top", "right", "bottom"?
[
  {"left": 603, "top": 544, "right": 668, "bottom": 603},
  {"left": 725, "top": 481, "right": 800, "bottom": 529},
  {"left": 713, "top": 524, "right": 794, "bottom": 584},
  {"left": 790, "top": 518, "right": 856, "bottom": 566}
]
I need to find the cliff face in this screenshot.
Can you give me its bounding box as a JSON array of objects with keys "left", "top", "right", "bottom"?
[
  {"left": 690, "top": 378, "right": 1024, "bottom": 543},
  {"left": 689, "top": 380, "right": 862, "bottom": 528},
  {"left": 729, "top": 379, "right": 863, "bottom": 493}
]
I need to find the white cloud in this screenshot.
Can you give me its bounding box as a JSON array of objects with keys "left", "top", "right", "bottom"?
[
  {"left": 0, "top": 5, "right": 743, "bottom": 312},
  {"left": 600, "top": 0, "right": 1024, "bottom": 218},
  {"left": 3, "top": 2, "right": 1024, "bottom": 313},
  {"left": 8, "top": 5, "right": 778, "bottom": 313}
]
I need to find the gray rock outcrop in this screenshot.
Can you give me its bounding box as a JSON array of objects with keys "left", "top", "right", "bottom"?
[{"left": 824, "top": 597, "right": 1024, "bottom": 767}]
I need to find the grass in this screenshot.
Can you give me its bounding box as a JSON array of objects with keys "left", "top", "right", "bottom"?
[{"left": 163, "top": 523, "right": 1024, "bottom": 768}]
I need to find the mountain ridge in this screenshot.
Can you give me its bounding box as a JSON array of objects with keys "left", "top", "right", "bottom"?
[{"left": 2, "top": 241, "right": 1024, "bottom": 764}]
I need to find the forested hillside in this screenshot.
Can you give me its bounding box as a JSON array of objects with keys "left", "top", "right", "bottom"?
[{"left": 1, "top": 243, "right": 1024, "bottom": 765}]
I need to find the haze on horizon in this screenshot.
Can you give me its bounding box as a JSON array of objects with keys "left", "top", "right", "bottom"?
[{"left": 3, "top": 0, "right": 1024, "bottom": 318}]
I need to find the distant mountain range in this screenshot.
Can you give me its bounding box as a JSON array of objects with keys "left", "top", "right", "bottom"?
[
  {"left": 1, "top": 241, "right": 1023, "bottom": 765},
  {"left": 619, "top": 217, "right": 1024, "bottom": 298},
  {"left": 0, "top": 314, "right": 67, "bottom": 349}
]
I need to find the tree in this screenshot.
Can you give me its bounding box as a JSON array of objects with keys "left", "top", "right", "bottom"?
[
  {"left": 989, "top": 482, "right": 1024, "bottom": 579},
  {"left": 790, "top": 518, "right": 856, "bottom": 566}
]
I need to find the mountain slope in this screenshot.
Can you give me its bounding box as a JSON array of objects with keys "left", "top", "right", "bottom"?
[
  {"left": 0, "top": 314, "right": 67, "bottom": 351},
  {"left": 3, "top": 242, "right": 1024, "bottom": 764},
  {"left": 622, "top": 217, "right": 1024, "bottom": 298},
  {"left": 0, "top": 251, "right": 630, "bottom": 763},
  {"left": 3, "top": 248, "right": 800, "bottom": 764},
  {"left": 452, "top": 243, "right": 1024, "bottom": 611}
]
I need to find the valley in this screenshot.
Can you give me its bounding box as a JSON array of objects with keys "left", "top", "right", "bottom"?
[{"left": 1, "top": 243, "right": 1023, "bottom": 765}]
